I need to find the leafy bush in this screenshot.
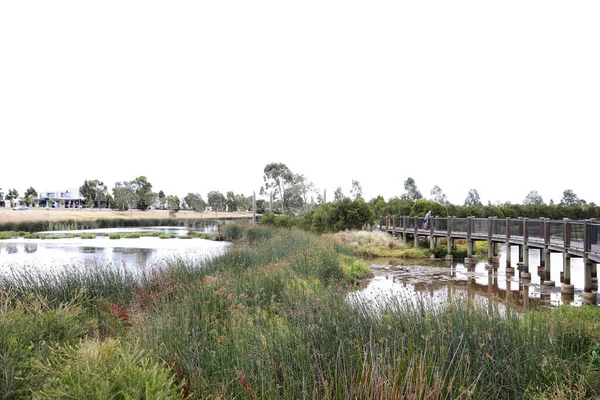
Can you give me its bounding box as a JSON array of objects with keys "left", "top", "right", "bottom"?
[
  {"left": 221, "top": 223, "right": 246, "bottom": 241},
  {"left": 339, "top": 255, "right": 371, "bottom": 284},
  {"left": 0, "top": 293, "right": 94, "bottom": 398},
  {"left": 245, "top": 226, "right": 275, "bottom": 244},
  {"left": 34, "top": 339, "right": 184, "bottom": 399}
]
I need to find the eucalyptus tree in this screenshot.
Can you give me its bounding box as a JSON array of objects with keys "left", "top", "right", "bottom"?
[
  {"left": 235, "top": 194, "right": 252, "bottom": 212},
  {"left": 184, "top": 193, "right": 207, "bottom": 212},
  {"left": 430, "top": 185, "right": 449, "bottom": 204},
  {"left": 207, "top": 191, "right": 226, "bottom": 216},
  {"left": 333, "top": 187, "right": 345, "bottom": 202},
  {"left": 167, "top": 195, "right": 180, "bottom": 211},
  {"left": 523, "top": 190, "right": 544, "bottom": 205},
  {"left": 260, "top": 163, "right": 294, "bottom": 213},
  {"left": 226, "top": 191, "right": 237, "bottom": 212},
  {"left": 560, "top": 189, "right": 584, "bottom": 206},
  {"left": 129, "top": 176, "right": 153, "bottom": 210},
  {"left": 351, "top": 179, "right": 363, "bottom": 200},
  {"left": 464, "top": 189, "right": 482, "bottom": 207},
  {"left": 23, "top": 187, "right": 38, "bottom": 206},
  {"left": 403, "top": 177, "right": 422, "bottom": 201},
  {"left": 158, "top": 190, "right": 166, "bottom": 209},
  {"left": 112, "top": 182, "right": 139, "bottom": 215},
  {"left": 80, "top": 180, "right": 107, "bottom": 209},
  {"left": 6, "top": 189, "right": 18, "bottom": 207}
]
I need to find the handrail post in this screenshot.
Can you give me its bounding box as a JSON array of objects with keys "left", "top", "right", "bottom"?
[
  {"left": 563, "top": 218, "right": 571, "bottom": 285},
  {"left": 402, "top": 216, "right": 407, "bottom": 246},
  {"left": 522, "top": 218, "right": 529, "bottom": 271},
  {"left": 414, "top": 216, "right": 419, "bottom": 248},
  {"left": 487, "top": 217, "right": 493, "bottom": 264},
  {"left": 392, "top": 216, "right": 396, "bottom": 237},
  {"left": 505, "top": 217, "right": 511, "bottom": 268},
  {"left": 583, "top": 220, "right": 592, "bottom": 293}
]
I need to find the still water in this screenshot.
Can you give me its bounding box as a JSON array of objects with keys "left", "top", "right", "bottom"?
[
  {"left": 0, "top": 226, "right": 229, "bottom": 273},
  {"left": 357, "top": 245, "right": 598, "bottom": 308}
]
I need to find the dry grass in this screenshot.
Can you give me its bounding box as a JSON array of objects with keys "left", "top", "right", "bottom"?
[{"left": 0, "top": 208, "right": 254, "bottom": 224}]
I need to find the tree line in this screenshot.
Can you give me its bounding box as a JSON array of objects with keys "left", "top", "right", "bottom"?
[{"left": 256, "top": 163, "right": 600, "bottom": 233}]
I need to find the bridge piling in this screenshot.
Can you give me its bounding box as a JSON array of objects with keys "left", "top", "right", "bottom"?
[{"left": 542, "top": 249, "right": 554, "bottom": 286}]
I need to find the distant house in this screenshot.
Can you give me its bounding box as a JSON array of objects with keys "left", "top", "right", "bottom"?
[
  {"left": 0, "top": 189, "right": 5, "bottom": 207},
  {"left": 38, "top": 189, "right": 85, "bottom": 208}
]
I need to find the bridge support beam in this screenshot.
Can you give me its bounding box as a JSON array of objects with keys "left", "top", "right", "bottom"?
[
  {"left": 563, "top": 253, "right": 571, "bottom": 285},
  {"left": 542, "top": 249, "right": 554, "bottom": 286},
  {"left": 445, "top": 237, "right": 453, "bottom": 261},
  {"left": 520, "top": 246, "right": 531, "bottom": 280},
  {"left": 505, "top": 242, "right": 511, "bottom": 268},
  {"left": 518, "top": 245, "right": 524, "bottom": 263},
  {"left": 429, "top": 235, "right": 435, "bottom": 259},
  {"left": 582, "top": 258, "right": 597, "bottom": 305}
]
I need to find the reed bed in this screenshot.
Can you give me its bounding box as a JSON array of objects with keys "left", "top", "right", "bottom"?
[{"left": 1, "top": 228, "right": 599, "bottom": 399}]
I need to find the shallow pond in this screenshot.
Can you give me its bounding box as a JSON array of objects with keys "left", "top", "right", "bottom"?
[
  {"left": 0, "top": 226, "right": 229, "bottom": 273},
  {"left": 357, "top": 245, "right": 598, "bottom": 309}
]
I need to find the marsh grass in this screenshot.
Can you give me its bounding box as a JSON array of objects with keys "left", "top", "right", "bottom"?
[{"left": 1, "top": 228, "right": 599, "bottom": 398}]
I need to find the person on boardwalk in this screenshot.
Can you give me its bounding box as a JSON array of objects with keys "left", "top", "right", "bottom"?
[{"left": 423, "top": 210, "right": 432, "bottom": 229}]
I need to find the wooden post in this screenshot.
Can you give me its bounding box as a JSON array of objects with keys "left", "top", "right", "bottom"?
[
  {"left": 402, "top": 216, "right": 407, "bottom": 246},
  {"left": 505, "top": 217, "right": 511, "bottom": 268},
  {"left": 413, "top": 216, "right": 418, "bottom": 248}
]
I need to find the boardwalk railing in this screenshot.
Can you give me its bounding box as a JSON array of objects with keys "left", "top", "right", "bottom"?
[{"left": 379, "top": 216, "right": 600, "bottom": 264}]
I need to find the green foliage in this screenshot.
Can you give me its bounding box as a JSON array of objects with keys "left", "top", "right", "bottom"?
[
  {"left": 0, "top": 293, "right": 95, "bottom": 398},
  {"left": 245, "top": 226, "right": 275, "bottom": 244},
  {"left": 131, "top": 176, "right": 153, "bottom": 210},
  {"left": 410, "top": 199, "right": 448, "bottom": 217},
  {"left": 339, "top": 254, "right": 371, "bottom": 284},
  {"left": 221, "top": 223, "right": 246, "bottom": 241},
  {"left": 34, "top": 339, "right": 184, "bottom": 399}
]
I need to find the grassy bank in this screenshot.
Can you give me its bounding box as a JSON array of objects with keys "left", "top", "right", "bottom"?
[
  {"left": 1, "top": 226, "right": 599, "bottom": 398},
  {"left": 0, "top": 217, "right": 231, "bottom": 234},
  {"left": 330, "top": 230, "right": 490, "bottom": 260}
]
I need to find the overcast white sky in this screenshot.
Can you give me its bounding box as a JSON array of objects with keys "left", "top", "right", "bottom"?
[{"left": 1, "top": 1, "right": 598, "bottom": 205}]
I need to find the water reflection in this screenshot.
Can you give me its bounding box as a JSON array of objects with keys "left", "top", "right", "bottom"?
[
  {"left": 0, "top": 227, "right": 229, "bottom": 275},
  {"left": 357, "top": 243, "right": 595, "bottom": 309}
]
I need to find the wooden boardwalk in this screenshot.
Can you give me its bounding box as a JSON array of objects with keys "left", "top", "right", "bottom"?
[{"left": 380, "top": 216, "right": 600, "bottom": 302}]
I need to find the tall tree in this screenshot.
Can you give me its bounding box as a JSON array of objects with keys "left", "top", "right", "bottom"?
[
  {"left": 235, "top": 194, "right": 252, "bottom": 212},
  {"left": 464, "top": 189, "right": 482, "bottom": 207},
  {"left": 430, "top": 185, "right": 448, "bottom": 204},
  {"left": 351, "top": 179, "right": 363, "bottom": 200},
  {"left": 158, "top": 190, "right": 166, "bottom": 209},
  {"left": 131, "top": 176, "right": 153, "bottom": 210},
  {"left": 523, "top": 190, "right": 544, "bottom": 205},
  {"left": 184, "top": 193, "right": 207, "bottom": 212},
  {"left": 560, "top": 189, "right": 584, "bottom": 206},
  {"left": 167, "top": 195, "right": 180, "bottom": 211},
  {"left": 260, "top": 163, "right": 293, "bottom": 213},
  {"left": 6, "top": 189, "right": 18, "bottom": 207},
  {"left": 23, "top": 187, "right": 38, "bottom": 206},
  {"left": 207, "top": 191, "right": 226, "bottom": 216},
  {"left": 226, "top": 191, "right": 237, "bottom": 212},
  {"left": 112, "top": 182, "right": 139, "bottom": 215},
  {"left": 403, "top": 177, "right": 422, "bottom": 201},
  {"left": 79, "top": 180, "right": 107, "bottom": 209},
  {"left": 333, "top": 187, "right": 345, "bottom": 202}
]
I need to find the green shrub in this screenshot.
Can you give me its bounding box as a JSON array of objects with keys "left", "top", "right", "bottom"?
[
  {"left": 0, "top": 294, "right": 95, "bottom": 398},
  {"left": 245, "top": 226, "right": 275, "bottom": 244},
  {"left": 339, "top": 255, "right": 371, "bottom": 284},
  {"left": 221, "top": 223, "right": 246, "bottom": 241},
  {"left": 34, "top": 339, "right": 184, "bottom": 399}
]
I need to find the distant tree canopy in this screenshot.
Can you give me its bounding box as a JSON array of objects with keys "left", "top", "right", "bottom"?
[
  {"left": 403, "top": 177, "right": 422, "bottom": 201},
  {"left": 523, "top": 190, "right": 544, "bottom": 206},
  {"left": 80, "top": 180, "right": 107, "bottom": 209}
]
